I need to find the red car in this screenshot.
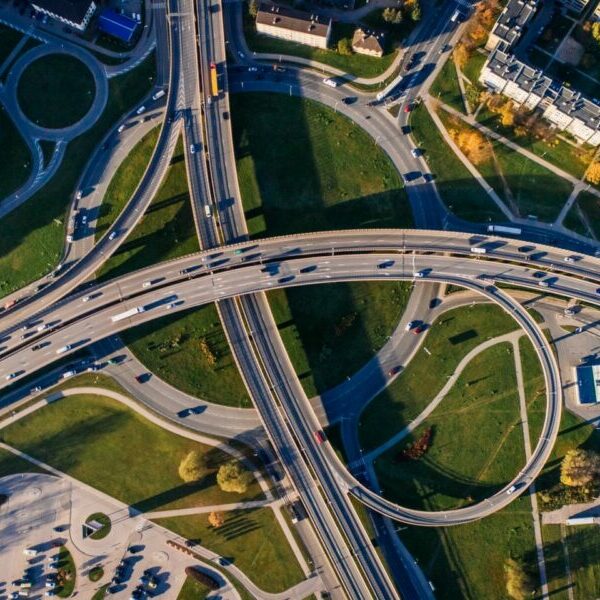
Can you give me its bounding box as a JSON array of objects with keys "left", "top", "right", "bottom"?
[
  {"left": 404, "top": 103, "right": 413, "bottom": 113},
  {"left": 388, "top": 366, "right": 401, "bottom": 377},
  {"left": 314, "top": 430, "right": 326, "bottom": 445},
  {"left": 412, "top": 326, "right": 423, "bottom": 335}
]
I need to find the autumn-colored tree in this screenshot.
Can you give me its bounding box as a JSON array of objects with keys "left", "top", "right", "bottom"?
[
  {"left": 585, "top": 161, "right": 600, "bottom": 185},
  {"left": 337, "top": 37, "right": 353, "bottom": 56},
  {"left": 499, "top": 101, "right": 515, "bottom": 127},
  {"left": 217, "top": 460, "right": 252, "bottom": 494},
  {"left": 453, "top": 43, "right": 470, "bottom": 69},
  {"left": 208, "top": 511, "right": 225, "bottom": 528},
  {"left": 178, "top": 450, "right": 206, "bottom": 483},
  {"left": 560, "top": 448, "right": 600, "bottom": 487},
  {"left": 248, "top": 0, "right": 258, "bottom": 17},
  {"left": 505, "top": 559, "right": 535, "bottom": 600},
  {"left": 592, "top": 22, "right": 600, "bottom": 44},
  {"left": 451, "top": 128, "right": 491, "bottom": 165}
]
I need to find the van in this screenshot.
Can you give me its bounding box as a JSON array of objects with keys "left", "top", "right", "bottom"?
[
  {"left": 62, "top": 370, "right": 75, "bottom": 379},
  {"left": 136, "top": 105, "right": 146, "bottom": 115},
  {"left": 470, "top": 247, "right": 487, "bottom": 255},
  {"left": 152, "top": 90, "right": 166, "bottom": 100},
  {"left": 23, "top": 548, "right": 38, "bottom": 557},
  {"left": 323, "top": 78, "right": 338, "bottom": 88},
  {"left": 56, "top": 345, "right": 72, "bottom": 355},
  {"left": 204, "top": 205, "right": 212, "bottom": 218}
]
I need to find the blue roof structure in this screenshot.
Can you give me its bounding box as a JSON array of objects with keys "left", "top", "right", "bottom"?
[
  {"left": 98, "top": 9, "right": 138, "bottom": 43},
  {"left": 576, "top": 364, "right": 600, "bottom": 405}
]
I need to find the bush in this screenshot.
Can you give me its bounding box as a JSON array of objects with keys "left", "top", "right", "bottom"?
[
  {"left": 395, "top": 427, "right": 433, "bottom": 462},
  {"left": 505, "top": 558, "right": 535, "bottom": 600},
  {"left": 178, "top": 450, "right": 206, "bottom": 483},
  {"left": 185, "top": 566, "right": 219, "bottom": 590},
  {"left": 337, "top": 38, "right": 353, "bottom": 56}
]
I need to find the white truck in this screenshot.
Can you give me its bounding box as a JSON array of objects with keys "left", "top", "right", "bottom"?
[
  {"left": 323, "top": 78, "right": 338, "bottom": 88},
  {"left": 152, "top": 89, "right": 166, "bottom": 100},
  {"left": 487, "top": 225, "right": 522, "bottom": 235},
  {"left": 111, "top": 307, "right": 146, "bottom": 323},
  {"left": 470, "top": 247, "right": 487, "bottom": 255}
]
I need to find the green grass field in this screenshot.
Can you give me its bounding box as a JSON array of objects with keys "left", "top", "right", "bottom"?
[
  {"left": 575, "top": 191, "right": 600, "bottom": 239},
  {"left": 374, "top": 343, "right": 524, "bottom": 510},
  {"left": 0, "top": 105, "right": 31, "bottom": 199},
  {"left": 410, "top": 104, "right": 505, "bottom": 223},
  {"left": 97, "top": 138, "right": 199, "bottom": 280},
  {"left": 438, "top": 110, "right": 573, "bottom": 222},
  {"left": 155, "top": 508, "right": 304, "bottom": 593},
  {"left": 359, "top": 303, "right": 519, "bottom": 451},
  {"left": 18, "top": 54, "right": 96, "bottom": 128},
  {"left": 121, "top": 305, "right": 252, "bottom": 408},
  {"left": 0, "top": 447, "right": 47, "bottom": 478},
  {"left": 0, "top": 394, "right": 263, "bottom": 511},
  {"left": 243, "top": 10, "right": 397, "bottom": 79},
  {"left": 177, "top": 576, "right": 212, "bottom": 599},
  {"left": 429, "top": 58, "right": 464, "bottom": 113},
  {"left": 0, "top": 53, "right": 156, "bottom": 299},
  {"left": 95, "top": 127, "right": 160, "bottom": 240},
  {"left": 461, "top": 52, "right": 486, "bottom": 85},
  {"left": 232, "top": 93, "right": 412, "bottom": 237},
  {"left": 267, "top": 281, "right": 412, "bottom": 397}
]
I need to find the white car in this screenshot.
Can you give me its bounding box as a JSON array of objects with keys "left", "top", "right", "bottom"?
[
  {"left": 506, "top": 485, "right": 517, "bottom": 495},
  {"left": 37, "top": 324, "right": 48, "bottom": 332},
  {"left": 6, "top": 372, "right": 17, "bottom": 381},
  {"left": 76, "top": 190, "right": 82, "bottom": 200},
  {"left": 405, "top": 321, "right": 416, "bottom": 331},
  {"left": 30, "top": 386, "right": 42, "bottom": 394},
  {"left": 82, "top": 296, "right": 91, "bottom": 302},
  {"left": 118, "top": 124, "right": 126, "bottom": 133},
  {"left": 410, "top": 148, "right": 421, "bottom": 158},
  {"left": 166, "top": 303, "right": 175, "bottom": 310},
  {"left": 109, "top": 231, "right": 118, "bottom": 240},
  {"left": 136, "top": 105, "right": 146, "bottom": 115},
  {"left": 190, "top": 144, "right": 196, "bottom": 154},
  {"left": 248, "top": 66, "right": 258, "bottom": 72},
  {"left": 238, "top": 50, "right": 244, "bottom": 58}
]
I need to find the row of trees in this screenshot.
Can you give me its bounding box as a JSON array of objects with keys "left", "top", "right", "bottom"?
[
  {"left": 381, "top": 0, "right": 421, "bottom": 25},
  {"left": 179, "top": 450, "right": 252, "bottom": 493}
]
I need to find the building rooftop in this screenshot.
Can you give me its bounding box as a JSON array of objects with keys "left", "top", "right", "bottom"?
[
  {"left": 490, "top": 0, "right": 538, "bottom": 48},
  {"left": 576, "top": 364, "right": 600, "bottom": 405},
  {"left": 352, "top": 28, "right": 385, "bottom": 54},
  {"left": 256, "top": 3, "right": 330, "bottom": 38},
  {"left": 98, "top": 9, "right": 138, "bottom": 43},
  {"left": 32, "top": 0, "right": 94, "bottom": 24},
  {"left": 553, "top": 87, "right": 600, "bottom": 128},
  {"left": 486, "top": 45, "right": 552, "bottom": 94}
]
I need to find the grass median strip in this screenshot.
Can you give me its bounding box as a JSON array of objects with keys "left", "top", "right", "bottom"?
[
  {"left": 0, "top": 105, "right": 31, "bottom": 199},
  {"left": 154, "top": 508, "right": 304, "bottom": 594},
  {"left": 0, "top": 393, "right": 264, "bottom": 511}
]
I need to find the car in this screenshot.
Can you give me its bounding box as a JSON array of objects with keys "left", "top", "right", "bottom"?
[
  {"left": 413, "top": 270, "right": 426, "bottom": 278},
  {"left": 142, "top": 281, "right": 152, "bottom": 288},
  {"left": 45, "top": 581, "right": 56, "bottom": 589},
  {"left": 166, "top": 303, "right": 175, "bottom": 309},
  {"left": 248, "top": 66, "right": 258, "bottom": 72},
  {"left": 218, "top": 557, "right": 230, "bottom": 566},
  {"left": 118, "top": 124, "right": 126, "bottom": 133},
  {"left": 45, "top": 591, "right": 56, "bottom": 597},
  {"left": 377, "top": 260, "right": 394, "bottom": 269},
  {"left": 87, "top": 364, "right": 100, "bottom": 372},
  {"left": 564, "top": 256, "right": 574, "bottom": 263},
  {"left": 222, "top": 111, "right": 229, "bottom": 120},
  {"left": 76, "top": 190, "right": 82, "bottom": 200},
  {"left": 6, "top": 372, "right": 18, "bottom": 381},
  {"left": 412, "top": 326, "right": 424, "bottom": 335},
  {"left": 506, "top": 485, "right": 517, "bottom": 495},
  {"left": 31, "top": 343, "right": 45, "bottom": 351},
  {"left": 109, "top": 231, "right": 118, "bottom": 240},
  {"left": 238, "top": 50, "right": 245, "bottom": 58},
  {"left": 342, "top": 96, "right": 357, "bottom": 104},
  {"left": 404, "top": 103, "right": 413, "bottom": 113},
  {"left": 518, "top": 245, "right": 534, "bottom": 253},
  {"left": 405, "top": 321, "right": 416, "bottom": 331},
  {"left": 82, "top": 296, "right": 91, "bottom": 302},
  {"left": 136, "top": 105, "right": 146, "bottom": 115},
  {"left": 388, "top": 365, "right": 401, "bottom": 377},
  {"left": 538, "top": 280, "right": 549, "bottom": 287},
  {"left": 30, "top": 386, "right": 42, "bottom": 394},
  {"left": 37, "top": 324, "right": 48, "bottom": 332},
  {"left": 190, "top": 144, "right": 196, "bottom": 154},
  {"left": 410, "top": 148, "right": 421, "bottom": 158},
  {"left": 401, "top": 125, "right": 411, "bottom": 135},
  {"left": 564, "top": 308, "right": 575, "bottom": 317}
]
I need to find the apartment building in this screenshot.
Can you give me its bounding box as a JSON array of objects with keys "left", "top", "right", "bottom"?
[{"left": 485, "top": 0, "right": 538, "bottom": 51}]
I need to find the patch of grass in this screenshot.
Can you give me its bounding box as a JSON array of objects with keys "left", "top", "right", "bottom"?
[
  {"left": 562, "top": 525, "right": 600, "bottom": 599},
  {"left": 541, "top": 525, "right": 570, "bottom": 600},
  {"left": 155, "top": 508, "right": 304, "bottom": 593},
  {"left": 0, "top": 24, "right": 22, "bottom": 64},
  {"left": 95, "top": 127, "right": 160, "bottom": 240},
  {"left": 0, "top": 446, "right": 48, "bottom": 478},
  {"left": 438, "top": 109, "right": 573, "bottom": 222},
  {"left": 430, "top": 59, "right": 464, "bottom": 113},
  {"left": 410, "top": 103, "right": 505, "bottom": 223},
  {"left": 56, "top": 546, "right": 76, "bottom": 598},
  {"left": 359, "top": 303, "right": 519, "bottom": 451},
  {"left": 375, "top": 343, "right": 524, "bottom": 510},
  {"left": 461, "top": 52, "right": 486, "bottom": 85},
  {"left": 0, "top": 105, "right": 31, "bottom": 198},
  {"left": 177, "top": 576, "right": 213, "bottom": 599},
  {"left": 475, "top": 104, "right": 593, "bottom": 180},
  {"left": 267, "top": 281, "right": 412, "bottom": 396},
  {"left": 0, "top": 394, "right": 264, "bottom": 512},
  {"left": 232, "top": 93, "right": 412, "bottom": 238},
  {"left": 243, "top": 10, "right": 397, "bottom": 79},
  {"left": 85, "top": 512, "right": 111, "bottom": 540},
  {"left": 18, "top": 54, "right": 96, "bottom": 129},
  {"left": 121, "top": 305, "right": 252, "bottom": 408},
  {"left": 519, "top": 336, "right": 546, "bottom": 449},
  {"left": 0, "top": 53, "right": 156, "bottom": 299},
  {"left": 563, "top": 204, "right": 588, "bottom": 236},
  {"left": 97, "top": 137, "right": 199, "bottom": 280},
  {"left": 399, "top": 502, "right": 541, "bottom": 599},
  {"left": 91, "top": 585, "right": 108, "bottom": 600},
  {"left": 575, "top": 191, "right": 600, "bottom": 239}
]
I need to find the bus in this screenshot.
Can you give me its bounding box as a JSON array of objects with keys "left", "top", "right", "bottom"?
[{"left": 209, "top": 62, "right": 219, "bottom": 97}]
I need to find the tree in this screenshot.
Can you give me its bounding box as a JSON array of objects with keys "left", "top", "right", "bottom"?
[
  {"left": 382, "top": 7, "right": 397, "bottom": 23},
  {"left": 217, "top": 460, "right": 251, "bottom": 494},
  {"left": 178, "top": 450, "right": 206, "bottom": 483},
  {"left": 452, "top": 43, "right": 470, "bottom": 69},
  {"left": 410, "top": 1, "right": 421, "bottom": 22},
  {"left": 592, "top": 22, "right": 600, "bottom": 44},
  {"left": 505, "top": 559, "right": 535, "bottom": 600},
  {"left": 337, "top": 38, "right": 353, "bottom": 56},
  {"left": 208, "top": 511, "right": 225, "bottom": 528},
  {"left": 585, "top": 161, "right": 600, "bottom": 185},
  {"left": 560, "top": 448, "right": 600, "bottom": 487},
  {"left": 248, "top": 0, "right": 258, "bottom": 18},
  {"left": 499, "top": 101, "right": 515, "bottom": 127}
]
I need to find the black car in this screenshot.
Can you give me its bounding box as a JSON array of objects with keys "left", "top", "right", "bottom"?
[{"left": 401, "top": 125, "right": 411, "bottom": 135}]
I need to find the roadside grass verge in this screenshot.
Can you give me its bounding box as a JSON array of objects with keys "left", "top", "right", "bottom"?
[
  {"left": 18, "top": 54, "right": 96, "bottom": 129},
  {"left": 0, "top": 24, "right": 22, "bottom": 64},
  {"left": 243, "top": 10, "right": 397, "bottom": 79},
  {"left": 0, "top": 105, "right": 31, "bottom": 199},
  {"left": 121, "top": 305, "right": 252, "bottom": 408},
  {"left": 232, "top": 93, "right": 412, "bottom": 238},
  {"left": 0, "top": 394, "right": 264, "bottom": 511},
  {"left": 0, "top": 53, "right": 156, "bottom": 299},
  {"left": 95, "top": 126, "right": 160, "bottom": 240},
  {"left": 410, "top": 103, "right": 505, "bottom": 223},
  {"left": 177, "top": 576, "right": 213, "bottom": 599},
  {"left": 0, "top": 446, "right": 48, "bottom": 478},
  {"left": 429, "top": 58, "right": 464, "bottom": 113},
  {"left": 97, "top": 137, "right": 199, "bottom": 280},
  {"left": 267, "top": 281, "right": 412, "bottom": 397},
  {"left": 563, "top": 204, "right": 589, "bottom": 237},
  {"left": 359, "top": 303, "right": 518, "bottom": 451},
  {"left": 438, "top": 109, "right": 573, "bottom": 221},
  {"left": 154, "top": 508, "right": 304, "bottom": 593}
]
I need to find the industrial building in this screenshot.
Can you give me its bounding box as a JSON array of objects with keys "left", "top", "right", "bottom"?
[
  {"left": 31, "top": 0, "right": 96, "bottom": 30},
  {"left": 576, "top": 363, "right": 600, "bottom": 405},
  {"left": 98, "top": 9, "right": 139, "bottom": 43}
]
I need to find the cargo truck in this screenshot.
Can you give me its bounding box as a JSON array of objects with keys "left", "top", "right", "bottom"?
[{"left": 111, "top": 307, "right": 146, "bottom": 323}]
